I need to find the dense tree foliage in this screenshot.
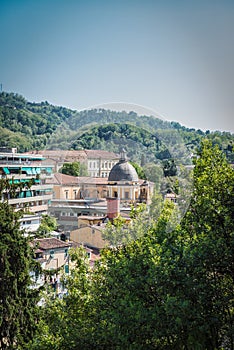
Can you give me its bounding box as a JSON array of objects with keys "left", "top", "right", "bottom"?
[
  {"left": 129, "top": 161, "right": 146, "bottom": 179},
  {"left": 25, "top": 141, "right": 233, "bottom": 349},
  {"left": 0, "top": 92, "right": 75, "bottom": 151},
  {"left": 36, "top": 214, "right": 58, "bottom": 237},
  {"left": 59, "top": 161, "right": 88, "bottom": 177},
  {"left": 0, "top": 179, "right": 39, "bottom": 349}
]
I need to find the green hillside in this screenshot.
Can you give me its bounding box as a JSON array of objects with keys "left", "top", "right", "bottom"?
[
  {"left": 0, "top": 92, "right": 75, "bottom": 151},
  {"left": 0, "top": 92, "right": 233, "bottom": 164}
]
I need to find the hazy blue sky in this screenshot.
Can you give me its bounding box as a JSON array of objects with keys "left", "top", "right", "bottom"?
[{"left": 0, "top": 0, "right": 233, "bottom": 132}]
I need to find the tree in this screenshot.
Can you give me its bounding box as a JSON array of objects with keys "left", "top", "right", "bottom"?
[
  {"left": 180, "top": 139, "right": 234, "bottom": 349},
  {"left": 59, "top": 161, "right": 88, "bottom": 176},
  {"left": 143, "top": 162, "right": 163, "bottom": 188},
  {"left": 102, "top": 215, "right": 127, "bottom": 246},
  {"left": 129, "top": 161, "right": 146, "bottom": 179},
  {"left": 92, "top": 141, "right": 234, "bottom": 349},
  {"left": 88, "top": 199, "right": 183, "bottom": 350},
  {"left": 0, "top": 179, "right": 39, "bottom": 349},
  {"left": 26, "top": 140, "right": 234, "bottom": 349},
  {"left": 36, "top": 214, "right": 58, "bottom": 237},
  {"left": 25, "top": 247, "right": 93, "bottom": 350},
  {"left": 163, "top": 159, "right": 177, "bottom": 177}
]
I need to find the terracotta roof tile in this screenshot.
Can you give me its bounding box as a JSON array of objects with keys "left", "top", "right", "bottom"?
[
  {"left": 84, "top": 149, "right": 119, "bottom": 159},
  {"left": 47, "top": 173, "right": 108, "bottom": 185},
  {"left": 32, "top": 238, "right": 71, "bottom": 250}
]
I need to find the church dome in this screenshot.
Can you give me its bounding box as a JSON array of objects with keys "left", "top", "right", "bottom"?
[{"left": 108, "top": 149, "right": 138, "bottom": 182}]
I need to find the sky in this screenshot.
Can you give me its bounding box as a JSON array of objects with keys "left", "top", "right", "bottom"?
[{"left": 0, "top": 0, "right": 234, "bottom": 133}]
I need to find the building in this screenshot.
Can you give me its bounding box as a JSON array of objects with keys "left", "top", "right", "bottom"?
[
  {"left": 31, "top": 237, "right": 71, "bottom": 289},
  {"left": 45, "top": 149, "right": 154, "bottom": 233},
  {"left": 28, "top": 149, "right": 119, "bottom": 177},
  {"left": 70, "top": 216, "right": 107, "bottom": 249},
  {"left": 85, "top": 149, "right": 119, "bottom": 177},
  {"left": 107, "top": 149, "right": 154, "bottom": 206},
  {"left": 19, "top": 214, "right": 41, "bottom": 233},
  {"left": 48, "top": 172, "right": 109, "bottom": 200},
  {"left": 47, "top": 173, "right": 108, "bottom": 231},
  {"left": 70, "top": 198, "right": 131, "bottom": 249},
  {"left": 31, "top": 237, "right": 100, "bottom": 289},
  {"left": 0, "top": 148, "right": 53, "bottom": 230}
]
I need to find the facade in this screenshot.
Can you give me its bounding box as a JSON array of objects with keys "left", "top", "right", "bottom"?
[
  {"left": 70, "top": 198, "right": 131, "bottom": 249},
  {"left": 29, "top": 149, "right": 119, "bottom": 177},
  {"left": 48, "top": 173, "right": 109, "bottom": 200},
  {"left": 0, "top": 149, "right": 53, "bottom": 214},
  {"left": 85, "top": 150, "right": 119, "bottom": 177},
  {"left": 48, "top": 198, "right": 107, "bottom": 232},
  {"left": 27, "top": 150, "right": 87, "bottom": 173},
  {"left": 46, "top": 173, "right": 108, "bottom": 231},
  {"left": 33, "top": 237, "right": 71, "bottom": 271},
  {"left": 107, "top": 149, "right": 154, "bottom": 205},
  {"left": 31, "top": 237, "right": 71, "bottom": 289},
  {"left": 0, "top": 148, "right": 53, "bottom": 230},
  {"left": 19, "top": 214, "right": 41, "bottom": 232},
  {"left": 70, "top": 218, "right": 107, "bottom": 249},
  {"left": 31, "top": 237, "right": 100, "bottom": 289}
]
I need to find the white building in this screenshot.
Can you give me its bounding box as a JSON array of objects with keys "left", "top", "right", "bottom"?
[{"left": 0, "top": 148, "right": 53, "bottom": 231}]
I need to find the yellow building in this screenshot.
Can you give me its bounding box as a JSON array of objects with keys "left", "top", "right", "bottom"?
[
  {"left": 70, "top": 216, "right": 107, "bottom": 249},
  {"left": 107, "top": 149, "right": 154, "bottom": 205}
]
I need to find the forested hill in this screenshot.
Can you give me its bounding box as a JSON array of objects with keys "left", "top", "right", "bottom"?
[
  {"left": 0, "top": 92, "right": 76, "bottom": 151},
  {"left": 0, "top": 92, "right": 233, "bottom": 163}
]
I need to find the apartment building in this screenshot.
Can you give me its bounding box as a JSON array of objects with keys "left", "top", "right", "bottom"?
[{"left": 0, "top": 148, "right": 53, "bottom": 230}]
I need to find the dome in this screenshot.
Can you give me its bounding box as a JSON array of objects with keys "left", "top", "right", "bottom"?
[
  {"left": 108, "top": 148, "right": 139, "bottom": 182},
  {"left": 108, "top": 160, "right": 139, "bottom": 182}
]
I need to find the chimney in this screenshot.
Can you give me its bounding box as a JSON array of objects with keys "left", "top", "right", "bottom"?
[{"left": 106, "top": 197, "right": 120, "bottom": 220}]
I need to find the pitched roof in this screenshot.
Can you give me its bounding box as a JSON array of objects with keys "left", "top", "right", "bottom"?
[
  {"left": 32, "top": 238, "right": 71, "bottom": 250},
  {"left": 28, "top": 149, "right": 119, "bottom": 161},
  {"left": 47, "top": 173, "right": 108, "bottom": 185},
  {"left": 84, "top": 149, "right": 119, "bottom": 159},
  {"left": 28, "top": 150, "right": 87, "bottom": 160}
]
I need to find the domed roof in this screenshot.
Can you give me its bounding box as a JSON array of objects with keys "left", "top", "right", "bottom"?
[{"left": 108, "top": 149, "right": 138, "bottom": 182}]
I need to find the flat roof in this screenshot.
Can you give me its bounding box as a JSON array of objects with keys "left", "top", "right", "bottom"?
[{"left": 0, "top": 152, "right": 45, "bottom": 161}]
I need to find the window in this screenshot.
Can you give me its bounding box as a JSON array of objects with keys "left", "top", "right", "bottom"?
[
  {"left": 73, "top": 190, "right": 77, "bottom": 199},
  {"left": 35, "top": 252, "right": 43, "bottom": 259},
  {"left": 125, "top": 192, "right": 129, "bottom": 199},
  {"left": 64, "top": 190, "right": 68, "bottom": 199},
  {"left": 50, "top": 250, "right": 55, "bottom": 258}
]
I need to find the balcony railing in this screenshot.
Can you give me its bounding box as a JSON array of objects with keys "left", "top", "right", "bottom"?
[{"left": 8, "top": 194, "right": 52, "bottom": 205}]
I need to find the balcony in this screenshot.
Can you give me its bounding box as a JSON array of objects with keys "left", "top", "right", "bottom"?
[{"left": 8, "top": 194, "right": 52, "bottom": 205}]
